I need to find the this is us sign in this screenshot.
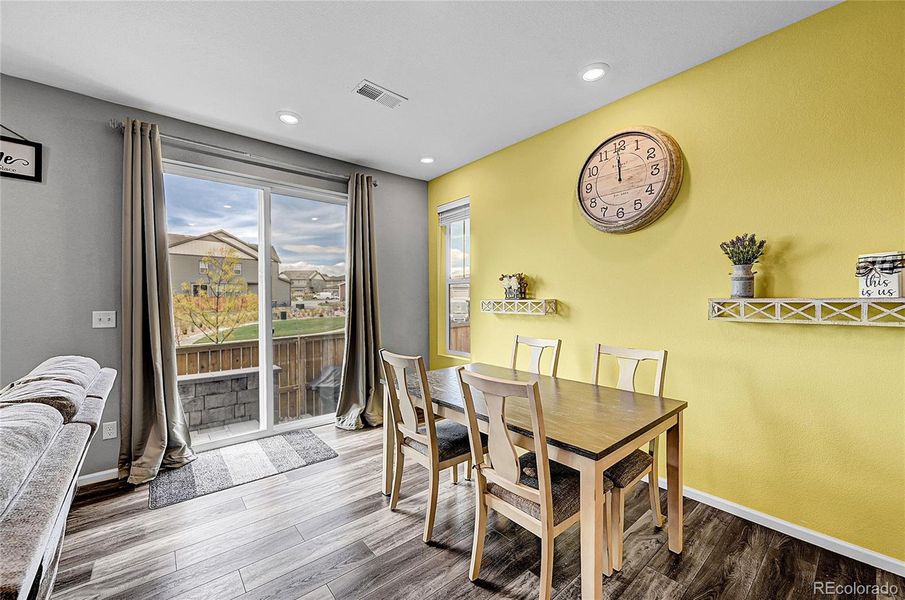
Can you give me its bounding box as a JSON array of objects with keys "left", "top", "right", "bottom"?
[{"left": 0, "top": 136, "right": 42, "bottom": 182}]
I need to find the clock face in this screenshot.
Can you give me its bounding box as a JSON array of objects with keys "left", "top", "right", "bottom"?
[{"left": 577, "top": 127, "right": 684, "bottom": 233}]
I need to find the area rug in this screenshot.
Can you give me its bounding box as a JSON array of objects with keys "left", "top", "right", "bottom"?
[{"left": 148, "top": 429, "right": 338, "bottom": 509}]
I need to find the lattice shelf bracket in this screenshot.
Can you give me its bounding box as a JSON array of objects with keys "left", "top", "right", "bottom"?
[
  {"left": 480, "top": 299, "right": 558, "bottom": 316},
  {"left": 708, "top": 298, "right": 905, "bottom": 328}
]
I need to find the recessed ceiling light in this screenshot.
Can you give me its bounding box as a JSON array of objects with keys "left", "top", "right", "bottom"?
[
  {"left": 581, "top": 62, "right": 610, "bottom": 82},
  {"left": 223, "top": 204, "right": 232, "bottom": 209},
  {"left": 277, "top": 110, "right": 300, "bottom": 125},
  {"left": 420, "top": 157, "right": 435, "bottom": 164},
  {"left": 311, "top": 217, "right": 319, "bottom": 221}
]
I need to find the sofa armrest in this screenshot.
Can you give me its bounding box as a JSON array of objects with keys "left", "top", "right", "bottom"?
[{"left": 71, "top": 368, "right": 117, "bottom": 435}]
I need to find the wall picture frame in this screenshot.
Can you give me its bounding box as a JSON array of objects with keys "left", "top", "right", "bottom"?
[{"left": 0, "top": 135, "right": 43, "bottom": 182}]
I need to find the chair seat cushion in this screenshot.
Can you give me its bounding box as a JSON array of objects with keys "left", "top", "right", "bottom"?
[
  {"left": 403, "top": 419, "right": 484, "bottom": 462},
  {"left": 486, "top": 452, "right": 614, "bottom": 526},
  {"left": 605, "top": 449, "right": 653, "bottom": 488}
]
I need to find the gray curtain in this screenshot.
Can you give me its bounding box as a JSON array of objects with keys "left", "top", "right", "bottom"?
[
  {"left": 119, "top": 119, "right": 195, "bottom": 484},
  {"left": 335, "top": 173, "right": 383, "bottom": 430}
]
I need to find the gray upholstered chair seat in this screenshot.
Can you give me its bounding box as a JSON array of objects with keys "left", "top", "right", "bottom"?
[
  {"left": 486, "top": 452, "right": 614, "bottom": 525},
  {"left": 403, "top": 419, "right": 486, "bottom": 462},
  {"left": 605, "top": 449, "right": 653, "bottom": 488}
]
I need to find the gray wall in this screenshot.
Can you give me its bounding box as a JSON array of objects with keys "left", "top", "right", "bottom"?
[{"left": 0, "top": 74, "right": 429, "bottom": 475}]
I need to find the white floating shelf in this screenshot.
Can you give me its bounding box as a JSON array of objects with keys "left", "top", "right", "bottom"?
[
  {"left": 708, "top": 298, "right": 905, "bottom": 328},
  {"left": 481, "top": 299, "right": 557, "bottom": 316}
]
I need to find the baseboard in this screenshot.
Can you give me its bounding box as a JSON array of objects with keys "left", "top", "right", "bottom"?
[
  {"left": 77, "top": 468, "right": 119, "bottom": 487},
  {"left": 651, "top": 476, "right": 905, "bottom": 577}
]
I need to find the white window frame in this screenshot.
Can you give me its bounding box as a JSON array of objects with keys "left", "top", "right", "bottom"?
[
  {"left": 439, "top": 197, "right": 470, "bottom": 357},
  {"left": 163, "top": 160, "right": 348, "bottom": 451},
  {"left": 199, "top": 259, "right": 210, "bottom": 273}
]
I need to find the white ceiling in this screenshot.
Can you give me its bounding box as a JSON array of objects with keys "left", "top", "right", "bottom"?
[{"left": 1, "top": 1, "right": 836, "bottom": 181}]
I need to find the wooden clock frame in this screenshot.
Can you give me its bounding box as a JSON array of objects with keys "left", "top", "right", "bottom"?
[{"left": 576, "top": 126, "right": 684, "bottom": 234}]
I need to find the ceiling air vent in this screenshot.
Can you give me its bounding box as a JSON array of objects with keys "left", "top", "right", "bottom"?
[{"left": 353, "top": 79, "right": 407, "bottom": 109}]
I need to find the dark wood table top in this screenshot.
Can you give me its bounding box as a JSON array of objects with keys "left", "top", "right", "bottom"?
[{"left": 409, "top": 363, "right": 687, "bottom": 461}]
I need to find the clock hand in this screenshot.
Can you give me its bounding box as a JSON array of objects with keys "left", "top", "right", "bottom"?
[{"left": 616, "top": 151, "right": 623, "bottom": 182}]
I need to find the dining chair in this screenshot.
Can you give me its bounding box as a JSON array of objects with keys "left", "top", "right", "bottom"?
[
  {"left": 380, "top": 349, "right": 482, "bottom": 542},
  {"left": 511, "top": 335, "right": 562, "bottom": 376},
  {"left": 457, "top": 367, "right": 613, "bottom": 600},
  {"left": 592, "top": 344, "right": 668, "bottom": 571}
]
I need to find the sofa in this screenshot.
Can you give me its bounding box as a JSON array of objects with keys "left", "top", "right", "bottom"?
[{"left": 0, "top": 356, "right": 116, "bottom": 600}]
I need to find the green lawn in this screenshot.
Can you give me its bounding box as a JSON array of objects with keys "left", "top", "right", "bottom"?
[{"left": 194, "top": 317, "right": 345, "bottom": 344}]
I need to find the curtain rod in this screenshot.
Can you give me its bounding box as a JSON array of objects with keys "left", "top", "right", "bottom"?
[{"left": 108, "top": 119, "right": 377, "bottom": 187}]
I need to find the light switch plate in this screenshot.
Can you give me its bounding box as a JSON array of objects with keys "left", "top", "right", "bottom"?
[
  {"left": 102, "top": 421, "right": 117, "bottom": 440},
  {"left": 92, "top": 311, "right": 116, "bottom": 329}
]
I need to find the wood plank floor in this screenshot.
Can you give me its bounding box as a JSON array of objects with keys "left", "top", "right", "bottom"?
[{"left": 54, "top": 426, "right": 903, "bottom": 600}]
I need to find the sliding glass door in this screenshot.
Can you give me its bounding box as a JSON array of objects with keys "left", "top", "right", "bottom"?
[
  {"left": 271, "top": 193, "right": 347, "bottom": 425},
  {"left": 163, "top": 164, "right": 347, "bottom": 448}
]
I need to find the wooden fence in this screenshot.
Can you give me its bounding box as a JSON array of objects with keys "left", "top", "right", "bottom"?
[
  {"left": 450, "top": 323, "right": 470, "bottom": 354},
  {"left": 176, "top": 330, "right": 345, "bottom": 421}
]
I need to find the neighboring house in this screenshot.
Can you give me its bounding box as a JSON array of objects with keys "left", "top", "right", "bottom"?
[
  {"left": 284, "top": 269, "right": 328, "bottom": 299},
  {"left": 323, "top": 275, "right": 345, "bottom": 298},
  {"left": 168, "top": 229, "right": 291, "bottom": 305}
]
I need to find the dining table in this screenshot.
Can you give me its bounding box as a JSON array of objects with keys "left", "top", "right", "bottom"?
[{"left": 380, "top": 362, "right": 688, "bottom": 600}]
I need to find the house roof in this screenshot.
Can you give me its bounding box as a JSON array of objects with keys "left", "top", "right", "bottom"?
[
  {"left": 282, "top": 270, "right": 325, "bottom": 281},
  {"left": 167, "top": 229, "right": 281, "bottom": 262}
]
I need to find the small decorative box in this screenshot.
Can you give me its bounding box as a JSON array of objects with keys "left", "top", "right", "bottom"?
[{"left": 856, "top": 252, "right": 905, "bottom": 298}]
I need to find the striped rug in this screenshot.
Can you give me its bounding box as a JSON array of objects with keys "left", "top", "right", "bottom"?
[{"left": 148, "top": 429, "right": 338, "bottom": 508}]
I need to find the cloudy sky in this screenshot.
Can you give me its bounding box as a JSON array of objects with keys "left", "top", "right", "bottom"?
[{"left": 165, "top": 173, "right": 347, "bottom": 276}]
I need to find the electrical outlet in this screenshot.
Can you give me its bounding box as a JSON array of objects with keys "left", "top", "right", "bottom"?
[
  {"left": 102, "top": 421, "right": 117, "bottom": 440},
  {"left": 92, "top": 311, "right": 116, "bottom": 329}
]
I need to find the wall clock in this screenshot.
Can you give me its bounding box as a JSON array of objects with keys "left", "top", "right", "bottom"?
[{"left": 576, "top": 126, "right": 684, "bottom": 233}]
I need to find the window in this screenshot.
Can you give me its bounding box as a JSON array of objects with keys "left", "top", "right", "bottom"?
[
  {"left": 191, "top": 283, "right": 208, "bottom": 296},
  {"left": 439, "top": 198, "right": 470, "bottom": 356},
  {"left": 199, "top": 259, "right": 210, "bottom": 273},
  {"left": 233, "top": 263, "right": 242, "bottom": 275}
]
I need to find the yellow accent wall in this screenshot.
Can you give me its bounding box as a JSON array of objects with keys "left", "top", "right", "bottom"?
[{"left": 428, "top": 2, "right": 905, "bottom": 560}]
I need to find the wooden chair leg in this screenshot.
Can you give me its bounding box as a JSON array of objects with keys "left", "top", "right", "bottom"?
[
  {"left": 648, "top": 438, "right": 665, "bottom": 528},
  {"left": 469, "top": 493, "right": 488, "bottom": 580},
  {"left": 423, "top": 466, "right": 440, "bottom": 542},
  {"left": 452, "top": 463, "right": 459, "bottom": 485},
  {"left": 464, "top": 457, "right": 472, "bottom": 481},
  {"left": 539, "top": 528, "right": 555, "bottom": 600},
  {"left": 611, "top": 487, "right": 625, "bottom": 572},
  {"left": 389, "top": 445, "right": 404, "bottom": 510},
  {"left": 602, "top": 491, "right": 613, "bottom": 576}
]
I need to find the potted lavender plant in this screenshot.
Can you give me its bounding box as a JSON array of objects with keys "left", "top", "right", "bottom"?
[{"left": 720, "top": 233, "right": 767, "bottom": 298}]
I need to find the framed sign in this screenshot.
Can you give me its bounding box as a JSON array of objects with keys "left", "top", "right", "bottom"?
[{"left": 0, "top": 135, "right": 43, "bottom": 182}]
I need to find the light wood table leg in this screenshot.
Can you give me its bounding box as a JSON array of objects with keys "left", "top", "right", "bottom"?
[
  {"left": 382, "top": 387, "right": 394, "bottom": 496},
  {"left": 579, "top": 458, "right": 605, "bottom": 600},
  {"left": 667, "top": 412, "right": 684, "bottom": 553}
]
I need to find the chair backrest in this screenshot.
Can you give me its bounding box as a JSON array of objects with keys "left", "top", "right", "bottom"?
[
  {"left": 456, "top": 367, "right": 552, "bottom": 521},
  {"left": 510, "top": 335, "right": 562, "bottom": 376},
  {"left": 379, "top": 349, "right": 436, "bottom": 455},
  {"left": 592, "top": 344, "right": 667, "bottom": 396}
]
